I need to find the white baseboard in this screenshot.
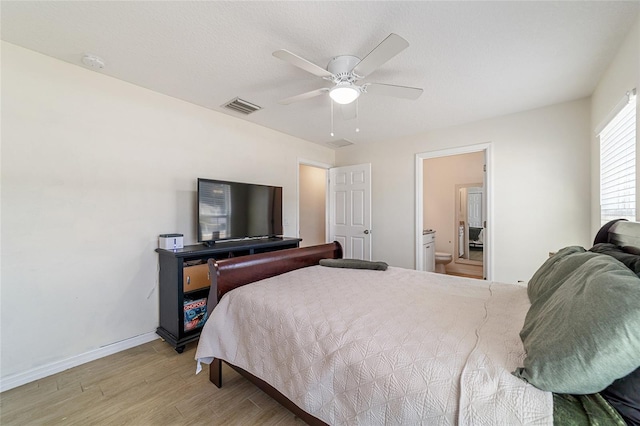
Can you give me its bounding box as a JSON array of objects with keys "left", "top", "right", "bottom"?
[{"left": 0, "top": 332, "right": 159, "bottom": 393}]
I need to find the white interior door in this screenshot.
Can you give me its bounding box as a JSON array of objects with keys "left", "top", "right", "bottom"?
[
  {"left": 467, "top": 190, "right": 482, "bottom": 228},
  {"left": 329, "top": 163, "right": 372, "bottom": 260}
]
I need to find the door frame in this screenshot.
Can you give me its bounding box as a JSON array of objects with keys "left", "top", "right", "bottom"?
[
  {"left": 415, "top": 143, "right": 493, "bottom": 280},
  {"left": 297, "top": 158, "right": 332, "bottom": 243}
]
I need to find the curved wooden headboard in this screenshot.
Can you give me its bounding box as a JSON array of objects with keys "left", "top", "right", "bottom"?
[{"left": 206, "top": 242, "right": 342, "bottom": 313}]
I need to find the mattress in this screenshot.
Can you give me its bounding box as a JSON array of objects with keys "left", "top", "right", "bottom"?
[{"left": 195, "top": 265, "right": 552, "bottom": 425}]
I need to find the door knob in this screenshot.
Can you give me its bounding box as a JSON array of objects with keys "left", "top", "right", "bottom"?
[{"left": 364, "top": 229, "right": 370, "bottom": 234}]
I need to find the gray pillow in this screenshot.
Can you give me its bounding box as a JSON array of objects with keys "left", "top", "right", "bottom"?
[
  {"left": 319, "top": 258, "right": 388, "bottom": 271},
  {"left": 515, "top": 254, "right": 640, "bottom": 394}
]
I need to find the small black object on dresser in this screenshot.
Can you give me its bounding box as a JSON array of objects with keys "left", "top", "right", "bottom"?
[{"left": 155, "top": 237, "right": 301, "bottom": 353}]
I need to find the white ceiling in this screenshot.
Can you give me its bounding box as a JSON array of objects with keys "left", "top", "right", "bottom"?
[{"left": 2, "top": 1, "right": 638, "bottom": 149}]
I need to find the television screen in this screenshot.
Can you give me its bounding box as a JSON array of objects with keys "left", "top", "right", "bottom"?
[{"left": 197, "top": 178, "right": 283, "bottom": 243}]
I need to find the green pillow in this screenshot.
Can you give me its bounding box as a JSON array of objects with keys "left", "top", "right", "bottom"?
[
  {"left": 515, "top": 254, "right": 640, "bottom": 394},
  {"left": 527, "top": 246, "right": 591, "bottom": 304}
]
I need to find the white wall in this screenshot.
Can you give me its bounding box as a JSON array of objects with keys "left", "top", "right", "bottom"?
[
  {"left": 0, "top": 42, "right": 334, "bottom": 382},
  {"left": 336, "top": 98, "right": 592, "bottom": 284},
  {"left": 590, "top": 16, "right": 639, "bottom": 233}
]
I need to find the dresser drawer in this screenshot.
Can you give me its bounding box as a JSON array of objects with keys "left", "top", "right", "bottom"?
[{"left": 183, "top": 263, "right": 210, "bottom": 292}]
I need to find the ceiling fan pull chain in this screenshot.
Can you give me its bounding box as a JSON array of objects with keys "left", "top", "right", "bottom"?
[
  {"left": 330, "top": 99, "right": 335, "bottom": 137},
  {"left": 356, "top": 99, "right": 360, "bottom": 133}
]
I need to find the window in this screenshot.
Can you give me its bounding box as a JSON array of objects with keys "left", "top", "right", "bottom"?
[{"left": 600, "top": 90, "right": 637, "bottom": 225}]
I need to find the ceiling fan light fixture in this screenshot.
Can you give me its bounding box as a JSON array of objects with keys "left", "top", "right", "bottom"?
[{"left": 329, "top": 84, "right": 360, "bottom": 105}]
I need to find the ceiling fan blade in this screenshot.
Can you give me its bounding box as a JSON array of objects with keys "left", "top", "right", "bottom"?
[
  {"left": 351, "top": 33, "right": 409, "bottom": 78},
  {"left": 341, "top": 102, "right": 357, "bottom": 120},
  {"left": 278, "top": 88, "right": 329, "bottom": 105},
  {"left": 273, "top": 49, "right": 333, "bottom": 78},
  {"left": 364, "top": 83, "right": 423, "bottom": 100}
]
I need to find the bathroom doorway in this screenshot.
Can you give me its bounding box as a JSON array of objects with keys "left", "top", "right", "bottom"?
[{"left": 415, "top": 144, "right": 491, "bottom": 280}]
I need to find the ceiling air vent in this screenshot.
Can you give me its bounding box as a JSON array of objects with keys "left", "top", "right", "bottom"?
[
  {"left": 223, "top": 97, "right": 262, "bottom": 115},
  {"left": 326, "top": 139, "right": 355, "bottom": 148}
]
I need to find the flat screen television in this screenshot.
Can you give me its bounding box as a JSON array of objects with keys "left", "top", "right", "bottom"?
[{"left": 197, "top": 178, "right": 283, "bottom": 245}]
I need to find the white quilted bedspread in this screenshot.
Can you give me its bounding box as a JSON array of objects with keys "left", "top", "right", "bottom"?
[{"left": 195, "top": 266, "right": 552, "bottom": 425}]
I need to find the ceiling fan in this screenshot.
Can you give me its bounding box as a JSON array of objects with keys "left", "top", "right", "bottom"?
[{"left": 273, "top": 33, "right": 423, "bottom": 114}]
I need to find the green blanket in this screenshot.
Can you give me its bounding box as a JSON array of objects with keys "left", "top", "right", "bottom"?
[{"left": 553, "top": 393, "right": 626, "bottom": 425}]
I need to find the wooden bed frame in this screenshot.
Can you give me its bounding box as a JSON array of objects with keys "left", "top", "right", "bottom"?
[
  {"left": 205, "top": 242, "right": 340, "bottom": 426},
  {"left": 203, "top": 221, "right": 640, "bottom": 425}
]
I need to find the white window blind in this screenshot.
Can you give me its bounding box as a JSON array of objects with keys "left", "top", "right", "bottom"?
[{"left": 600, "top": 94, "right": 636, "bottom": 225}]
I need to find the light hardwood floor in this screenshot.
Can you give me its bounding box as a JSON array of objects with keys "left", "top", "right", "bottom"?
[{"left": 0, "top": 340, "right": 305, "bottom": 425}]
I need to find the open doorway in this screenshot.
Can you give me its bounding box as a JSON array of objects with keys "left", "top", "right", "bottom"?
[
  {"left": 415, "top": 144, "right": 492, "bottom": 280},
  {"left": 298, "top": 161, "right": 329, "bottom": 247}
]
